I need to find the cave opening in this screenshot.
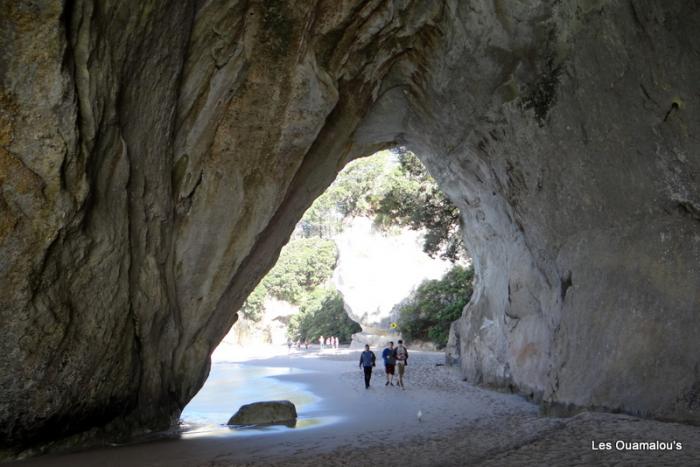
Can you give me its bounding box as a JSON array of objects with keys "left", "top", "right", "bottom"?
[{"left": 180, "top": 148, "right": 476, "bottom": 440}]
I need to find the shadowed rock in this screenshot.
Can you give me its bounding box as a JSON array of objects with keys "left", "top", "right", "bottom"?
[{"left": 228, "top": 401, "right": 297, "bottom": 427}]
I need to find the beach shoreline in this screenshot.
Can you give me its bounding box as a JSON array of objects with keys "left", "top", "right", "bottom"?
[{"left": 11, "top": 345, "right": 700, "bottom": 466}]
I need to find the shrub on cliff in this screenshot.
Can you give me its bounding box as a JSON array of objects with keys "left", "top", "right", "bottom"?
[
  {"left": 240, "top": 238, "right": 338, "bottom": 321},
  {"left": 397, "top": 265, "right": 474, "bottom": 348},
  {"left": 298, "top": 152, "right": 390, "bottom": 238},
  {"left": 287, "top": 288, "right": 361, "bottom": 344},
  {"left": 374, "top": 149, "right": 466, "bottom": 262}
]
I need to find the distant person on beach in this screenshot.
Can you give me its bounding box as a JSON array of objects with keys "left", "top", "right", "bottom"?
[
  {"left": 319, "top": 335, "right": 324, "bottom": 349},
  {"left": 393, "top": 340, "right": 409, "bottom": 388},
  {"left": 382, "top": 341, "right": 396, "bottom": 386},
  {"left": 359, "top": 344, "right": 376, "bottom": 389}
]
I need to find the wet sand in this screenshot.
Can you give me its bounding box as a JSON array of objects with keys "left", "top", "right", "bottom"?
[{"left": 11, "top": 346, "right": 700, "bottom": 466}]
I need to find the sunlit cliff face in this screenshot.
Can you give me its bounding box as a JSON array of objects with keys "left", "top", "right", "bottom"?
[
  {"left": 1, "top": 0, "right": 698, "bottom": 451},
  {"left": 333, "top": 216, "right": 454, "bottom": 337}
]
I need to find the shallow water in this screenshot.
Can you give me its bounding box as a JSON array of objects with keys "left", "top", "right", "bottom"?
[{"left": 180, "top": 363, "right": 336, "bottom": 438}]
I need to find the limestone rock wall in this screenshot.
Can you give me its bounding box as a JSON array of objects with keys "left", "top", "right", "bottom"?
[
  {"left": 419, "top": 1, "right": 700, "bottom": 423},
  {"left": 219, "top": 298, "right": 298, "bottom": 348},
  {"left": 0, "top": 0, "right": 444, "bottom": 451},
  {"left": 1, "top": 0, "right": 698, "bottom": 452}
]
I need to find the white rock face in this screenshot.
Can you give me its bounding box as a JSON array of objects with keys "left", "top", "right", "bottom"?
[
  {"left": 332, "top": 217, "right": 454, "bottom": 346},
  {"left": 219, "top": 298, "right": 298, "bottom": 349}
]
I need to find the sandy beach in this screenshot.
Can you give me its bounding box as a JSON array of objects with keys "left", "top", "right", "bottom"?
[{"left": 11, "top": 345, "right": 700, "bottom": 467}]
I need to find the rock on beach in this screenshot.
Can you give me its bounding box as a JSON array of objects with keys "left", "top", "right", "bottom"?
[{"left": 227, "top": 400, "right": 298, "bottom": 426}]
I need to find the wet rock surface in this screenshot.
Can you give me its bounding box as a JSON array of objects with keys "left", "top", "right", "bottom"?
[{"left": 1, "top": 0, "right": 699, "bottom": 452}]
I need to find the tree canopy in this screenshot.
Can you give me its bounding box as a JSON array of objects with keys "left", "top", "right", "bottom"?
[
  {"left": 240, "top": 238, "right": 337, "bottom": 321},
  {"left": 298, "top": 148, "right": 466, "bottom": 261},
  {"left": 287, "top": 288, "right": 361, "bottom": 344},
  {"left": 373, "top": 150, "right": 466, "bottom": 262},
  {"left": 297, "top": 152, "right": 389, "bottom": 238},
  {"left": 397, "top": 265, "right": 474, "bottom": 348}
]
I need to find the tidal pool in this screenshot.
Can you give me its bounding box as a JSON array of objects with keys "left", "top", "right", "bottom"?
[{"left": 180, "top": 363, "right": 335, "bottom": 438}]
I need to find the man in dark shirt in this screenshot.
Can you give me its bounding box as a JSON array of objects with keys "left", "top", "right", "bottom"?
[
  {"left": 359, "top": 344, "right": 376, "bottom": 389},
  {"left": 382, "top": 341, "right": 396, "bottom": 386}
]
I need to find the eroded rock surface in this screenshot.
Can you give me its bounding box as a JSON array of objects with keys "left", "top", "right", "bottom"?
[{"left": 0, "top": 0, "right": 698, "bottom": 452}]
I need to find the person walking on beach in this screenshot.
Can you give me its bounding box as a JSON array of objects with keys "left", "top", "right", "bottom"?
[
  {"left": 393, "top": 340, "right": 409, "bottom": 388},
  {"left": 382, "top": 341, "right": 396, "bottom": 386},
  {"left": 359, "top": 344, "right": 376, "bottom": 389},
  {"left": 319, "top": 335, "right": 324, "bottom": 349}
]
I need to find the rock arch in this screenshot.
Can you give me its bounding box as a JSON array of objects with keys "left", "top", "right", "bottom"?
[{"left": 1, "top": 0, "right": 698, "bottom": 451}]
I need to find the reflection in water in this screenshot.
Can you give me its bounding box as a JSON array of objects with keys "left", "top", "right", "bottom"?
[
  {"left": 180, "top": 363, "right": 337, "bottom": 438},
  {"left": 231, "top": 418, "right": 298, "bottom": 429}
]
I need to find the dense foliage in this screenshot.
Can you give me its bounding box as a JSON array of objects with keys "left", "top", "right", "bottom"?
[
  {"left": 240, "top": 238, "right": 338, "bottom": 321},
  {"left": 287, "top": 288, "right": 361, "bottom": 343},
  {"left": 397, "top": 265, "right": 474, "bottom": 348},
  {"left": 374, "top": 150, "right": 466, "bottom": 262},
  {"left": 300, "top": 149, "right": 466, "bottom": 262},
  {"left": 298, "top": 153, "right": 389, "bottom": 238}
]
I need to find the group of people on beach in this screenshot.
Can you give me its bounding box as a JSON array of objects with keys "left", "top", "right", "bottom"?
[
  {"left": 287, "top": 335, "right": 340, "bottom": 352},
  {"left": 319, "top": 335, "right": 340, "bottom": 349},
  {"left": 359, "top": 340, "right": 408, "bottom": 389}
]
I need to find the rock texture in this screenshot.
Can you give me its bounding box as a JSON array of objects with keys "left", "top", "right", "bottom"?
[
  {"left": 220, "top": 298, "right": 298, "bottom": 347},
  {"left": 332, "top": 216, "right": 453, "bottom": 346},
  {"left": 433, "top": 2, "right": 700, "bottom": 425},
  {"left": 0, "top": 0, "right": 698, "bottom": 453},
  {"left": 227, "top": 400, "right": 297, "bottom": 426}
]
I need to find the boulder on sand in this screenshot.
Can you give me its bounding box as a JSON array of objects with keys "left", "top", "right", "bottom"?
[{"left": 227, "top": 400, "right": 297, "bottom": 426}]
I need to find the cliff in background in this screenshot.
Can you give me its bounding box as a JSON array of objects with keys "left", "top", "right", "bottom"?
[{"left": 333, "top": 216, "right": 453, "bottom": 345}]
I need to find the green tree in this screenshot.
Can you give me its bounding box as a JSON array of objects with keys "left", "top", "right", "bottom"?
[
  {"left": 240, "top": 238, "right": 338, "bottom": 321},
  {"left": 240, "top": 283, "right": 268, "bottom": 322},
  {"left": 298, "top": 152, "right": 391, "bottom": 237},
  {"left": 374, "top": 150, "right": 466, "bottom": 262},
  {"left": 397, "top": 265, "right": 474, "bottom": 348},
  {"left": 287, "top": 288, "right": 361, "bottom": 344},
  {"left": 298, "top": 148, "right": 465, "bottom": 262}
]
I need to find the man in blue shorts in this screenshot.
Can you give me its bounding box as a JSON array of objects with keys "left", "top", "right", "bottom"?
[{"left": 382, "top": 341, "right": 396, "bottom": 386}]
